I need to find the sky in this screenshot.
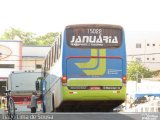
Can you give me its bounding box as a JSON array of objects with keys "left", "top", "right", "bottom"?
[{"left": 0, "top": 0, "right": 160, "bottom": 43}]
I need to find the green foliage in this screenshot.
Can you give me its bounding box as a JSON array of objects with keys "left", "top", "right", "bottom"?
[
  {"left": 127, "top": 61, "right": 152, "bottom": 81},
  {"left": 151, "top": 70, "right": 160, "bottom": 77},
  {"left": 0, "top": 27, "right": 16, "bottom": 39},
  {"left": 35, "top": 32, "right": 59, "bottom": 46},
  {"left": 0, "top": 27, "right": 59, "bottom": 46}
]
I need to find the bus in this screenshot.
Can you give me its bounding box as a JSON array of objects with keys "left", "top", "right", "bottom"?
[{"left": 42, "top": 24, "right": 127, "bottom": 112}]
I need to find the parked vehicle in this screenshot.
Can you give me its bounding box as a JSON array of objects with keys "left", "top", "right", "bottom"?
[{"left": 7, "top": 70, "right": 42, "bottom": 111}]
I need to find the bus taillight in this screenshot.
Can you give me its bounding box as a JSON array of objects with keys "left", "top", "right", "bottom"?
[
  {"left": 122, "top": 76, "right": 126, "bottom": 83},
  {"left": 62, "top": 76, "right": 67, "bottom": 85}
]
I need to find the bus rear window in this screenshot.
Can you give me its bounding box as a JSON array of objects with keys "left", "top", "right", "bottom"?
[{"left": 66, "top": 27, "right": 122, "bottom": 49}]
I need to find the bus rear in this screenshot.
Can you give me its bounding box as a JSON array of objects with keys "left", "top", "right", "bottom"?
[{"left": 61, "top": 24, "right": 126, "bottom": 111}]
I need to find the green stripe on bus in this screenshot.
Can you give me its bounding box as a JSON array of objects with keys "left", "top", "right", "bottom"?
[
  {"left": 75, "top": 49, "right": 98, "bottom": 69},
  {"left": 62, "top": 86, "right": 126, "bottom": 101},
  {"left": 68, "top": 79, "right": 122, "bottom": 86},
  {"left": 83, "top": 49, "right": 106, "bottom": 75}
]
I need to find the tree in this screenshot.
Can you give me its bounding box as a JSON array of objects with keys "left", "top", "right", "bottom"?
[
  {"left": 35, "top": 32, "right": 59, "bottom": 46},
  {"left": 127, "top": 61, "right": 152, "bottom": 81},
  {"left": 0, "top": 28, "right": 59, "bottom": 46},
  {"left": 0, "top": 27, "right": 21, "bottom": 40},
  {"left": 0, "top": 27, "right": 36, "bottom": 45}
]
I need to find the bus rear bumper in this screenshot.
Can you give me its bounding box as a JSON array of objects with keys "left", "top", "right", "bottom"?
[{"left": 62, "top": 86, "right": 126, "bottom": 101}]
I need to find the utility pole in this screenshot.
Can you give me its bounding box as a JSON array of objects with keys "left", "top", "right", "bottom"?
[
  {"left": 144, "top": 39, "right": 146, "bottom": 66},
  {"left": 136, "top": 73, "right": 138, "bottom": 92}
]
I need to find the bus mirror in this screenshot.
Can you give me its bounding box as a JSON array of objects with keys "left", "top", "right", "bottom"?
[
  {"left": 35, "top": 80, "right": 40, "bottom": 91},
  {"left": 37, "top": 77, "right": 44, "bottom": 92}
]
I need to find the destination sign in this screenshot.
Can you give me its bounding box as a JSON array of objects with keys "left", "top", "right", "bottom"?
[{"left": 66, "top": 28, "right": 122, "bottom": 48}]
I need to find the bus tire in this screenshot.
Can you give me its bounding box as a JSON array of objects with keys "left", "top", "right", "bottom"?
[
  {"left": 52, "top": 94, "right": 55, "bottom": 112},
  {"left": 42, "top": 101, "right": 46, "bottom": 113}
]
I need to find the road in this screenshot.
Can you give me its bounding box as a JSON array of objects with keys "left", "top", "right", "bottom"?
[{"left": 1, "top": 111, "right": 160, "bottom": 120}]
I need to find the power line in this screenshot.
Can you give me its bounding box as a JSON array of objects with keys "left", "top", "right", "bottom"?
[
  {"left": 2, "top": 52, "right": 160, "bottom": 57},
  {"left": 0, "top": 53, "right": 45, "bottom": 58},
  {"left": 127, "top": 61, "right": 160, "bottom": 64},
  {"left": 0, "top": 54, "right": 20, "bottom": 57},
  {"left": 0, "top": 59, "right": 44, "bottom": 61},
  {"left": 127, "top": 53, "right": 160, "bottom": 56},
  {"left": 0, "top": 66, "right": 41, "bottom": 68}
]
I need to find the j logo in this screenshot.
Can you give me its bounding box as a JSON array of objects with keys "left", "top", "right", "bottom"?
[{"left": 75, "top": 49, "right": 106, "bottom": 76}]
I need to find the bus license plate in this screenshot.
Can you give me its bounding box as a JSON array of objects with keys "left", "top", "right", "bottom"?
[{"left": 89, "top": 86, "right": 101, "bottom": 90}]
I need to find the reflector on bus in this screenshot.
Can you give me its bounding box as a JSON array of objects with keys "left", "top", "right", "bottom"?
[
  {"left": 122, "top": 76, "right": 127, "bottom": 83},
  {"left": 62, "top": 76, "right": 67, "bottom": 84}
]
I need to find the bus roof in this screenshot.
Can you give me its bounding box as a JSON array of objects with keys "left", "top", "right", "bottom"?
[{"left": 65, "top": 24, "right": 123, "bottom": 29}]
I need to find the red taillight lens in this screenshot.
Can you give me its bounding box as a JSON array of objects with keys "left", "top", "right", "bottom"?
[
  {"left": 122, "top": 76, "right": 127, "bottom": 83},
  {"left": 62, "top": 76, "right": 67, "bottom": 83}
]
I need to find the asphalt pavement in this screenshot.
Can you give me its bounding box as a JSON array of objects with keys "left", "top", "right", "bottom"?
[{"left": 1, "top": 112, "right": 160, "bottom": 120}]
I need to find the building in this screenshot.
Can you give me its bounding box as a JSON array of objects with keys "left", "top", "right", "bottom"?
[
  {"left": 0, "top": 40, "right": 22, "bottom": 95},
  {"left": 22, "top": 46, "right": 50, "bottom": 71},
  {"left": 0, "top": 40, "right": 50, "bottom": 95},
  {"left": 127, "top": 39, "right": 160, "bottom": 71}
]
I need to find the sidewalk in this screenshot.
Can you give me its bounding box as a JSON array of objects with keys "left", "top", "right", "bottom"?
[
  {"left": 0, "top": 108, "right": 4, "bottom": 114},
  {"left": 0, "top": 104, "right": 5, "bottom": 114},
  {"left": 0, "top": 103, "right": 4, "bottom": 108}
]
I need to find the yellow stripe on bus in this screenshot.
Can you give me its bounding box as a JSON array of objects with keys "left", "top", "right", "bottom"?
[
  {"left": 75, "top": 49, "right": 98, "bottom": 69},
  {"left": 83, "top": 49, "right": 106, "bottom": 76}
]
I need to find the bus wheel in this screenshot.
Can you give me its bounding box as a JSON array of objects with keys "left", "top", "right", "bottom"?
[
  {"left": 42, "top": 101, "right": 46, "bottom": 113},
  {"left": 52, "top": 94, "right": 55, "bottom": 112}
]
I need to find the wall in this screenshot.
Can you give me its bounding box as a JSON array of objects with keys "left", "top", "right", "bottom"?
[{"left": 0, "top": 40, "right": 22, "bottom": 79}]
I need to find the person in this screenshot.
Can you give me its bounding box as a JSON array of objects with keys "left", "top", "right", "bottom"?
[
  {"left": 0, "top": 97, "right": 1, "bottom": 108},
  {"left": 2, "top": 97, "right": 5, "bottom": 108},
  {"left": 30, "top": 91, "right": 39, "bottom": 113}
]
